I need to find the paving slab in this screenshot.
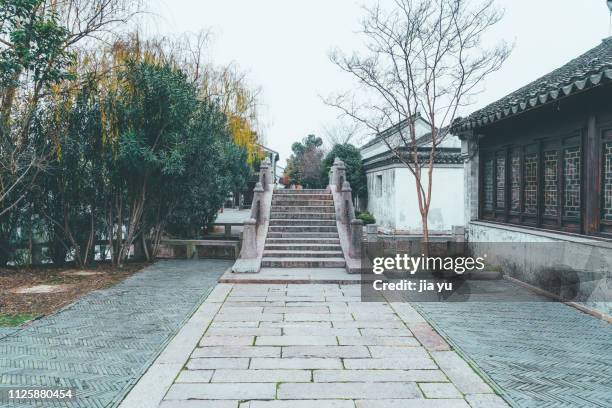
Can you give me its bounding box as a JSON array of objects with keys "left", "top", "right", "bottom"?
[
  {"left": 157, "top": 282, "right": 503, "bottom": 408},
  {"left": 419, "top": 382, "right": 463, "bottom": 399},
  {"left": 165, "top": 383, "right": 277, "bottom": 400},
  {"left": 186, "top": 358, "right": 249, "bottom": 370},
  {"left": 240, "top": 401, "right": 355, "bottom": 408},
  {"left": 219, "top": 267, "right": 360, "bottom": 284},
  {"left": 212, "top": 369, "right": 311, "bottom": 383},
  {"left": 313, "top": 369, "right": 447, "bottom": 383},
  {"left": 277, "top": 381, "right": 422, "bottom": 399},
  {"left": 355, "top": 400, "right": 470, "bottom": 408},
  {"left": 160, "top": 400, "right": 240, "bottom": 408}
]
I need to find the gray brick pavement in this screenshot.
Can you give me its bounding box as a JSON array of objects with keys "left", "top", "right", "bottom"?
[{"left": 0, "top": 260, "right": 229, "bottom": 408}]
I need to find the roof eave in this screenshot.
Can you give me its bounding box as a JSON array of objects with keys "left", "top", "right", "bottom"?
[{"left": 455, "top": 68, "right": 612, "bottom": 132}]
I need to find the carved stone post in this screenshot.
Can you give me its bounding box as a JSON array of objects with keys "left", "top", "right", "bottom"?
[
  {"left": 250, "top": 182, "right": 264, "bottom": 223},
  {"left": 240, "top": 218, "right": 258, "bottom": 258},
  {"left": 333, "top": 158, "right": 346, "bottom": 192},
  {"left": 350, "top": 219, "right": 364, "bottom": 258},
  {"left": 260, "top": 158, "right": 272, "bottom": 192},
  {"left": 341, "top": 181, "right": 353, "bottom": 225}
]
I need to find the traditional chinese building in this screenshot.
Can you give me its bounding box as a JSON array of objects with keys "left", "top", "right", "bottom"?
[{"left": 457, "top": 38, "right": 612, "bottom": 318}]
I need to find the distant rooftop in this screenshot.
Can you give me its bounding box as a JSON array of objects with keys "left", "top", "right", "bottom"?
[
  {"left": 361, "top": 113, "right": 431, "bottom": 150},
  {"left": 456, "top": 37, "right": 612, "bottom": 131}
]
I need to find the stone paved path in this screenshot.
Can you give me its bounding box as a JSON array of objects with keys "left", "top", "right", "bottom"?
[
  {"left": 155, "top": 283, "right": 508, "bottom": 408},
  {"left": 413, "top": 279, "right": 612, "bottom": 408},
  {"left": 0, "top": 260, "right": 229, "bottom": 408}
]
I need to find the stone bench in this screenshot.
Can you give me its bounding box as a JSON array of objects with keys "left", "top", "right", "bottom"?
[{"left": 158, "top": 239, "right": 240, "bottom": 260}]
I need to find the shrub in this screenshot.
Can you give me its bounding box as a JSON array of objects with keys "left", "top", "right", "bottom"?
[{"left": 356, "top": 211, "right": 376, "bottom": 225}]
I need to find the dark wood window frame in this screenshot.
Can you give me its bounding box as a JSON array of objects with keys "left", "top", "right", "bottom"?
[{"left": 479, "top": 131, "right": 584, "bottom": 234}]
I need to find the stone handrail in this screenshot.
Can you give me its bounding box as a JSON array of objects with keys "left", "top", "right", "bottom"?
[
  {"left": 232, "top": 157, "right": 274, "bottom": 273},
  {"left": 329, "top": 158, "right": 363, "bottom": 273}
]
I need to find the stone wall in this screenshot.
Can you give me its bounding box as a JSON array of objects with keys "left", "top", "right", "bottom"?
[{"left": 468, "top": 221, "right": 612, "bottom": 317}]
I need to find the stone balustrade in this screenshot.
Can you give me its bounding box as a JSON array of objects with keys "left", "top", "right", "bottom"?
[
  {"left": 329, "top": 158, "right": 363, "bottom": 272},
  {"left": 233, "top": 157, "right": 273, "bottom": 273}
]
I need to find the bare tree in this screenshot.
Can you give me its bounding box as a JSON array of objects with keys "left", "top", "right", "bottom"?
[
  {"left": 322, "top": 120, "right": 364, "bottom": 146},
  {"left": 327, "top": 0, "right": 510, "bottom": 243}
]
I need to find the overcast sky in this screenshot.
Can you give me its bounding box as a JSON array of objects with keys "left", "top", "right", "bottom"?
[{"left": 148, "top": 0, "right": 612, "bottom": 166}]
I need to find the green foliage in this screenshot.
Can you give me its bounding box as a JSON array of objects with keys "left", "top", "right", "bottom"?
[
  {"left": 23, "top": 52, "right": 251, "bottom": 265},
  {"left": 322, "top": 143, "right": 367, "bottom": 200},
  {"left": 287, "top": 134, "right": 324, "bottom": 188},
  {"left": 356, "top": 211, "right": 376, "bottom": 225},
  {"left": 164, "top": 101, "right": 251, "bottom": 238},
  {"left": 0, "top": 0, "right": 74, "bottom": 87},
  {"left": 33, "top": 80, "right": 107, "bottom": 266}
]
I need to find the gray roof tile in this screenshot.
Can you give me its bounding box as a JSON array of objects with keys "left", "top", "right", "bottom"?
[{"left": 457, "top": 37, "right": 612, "bottom": 131}]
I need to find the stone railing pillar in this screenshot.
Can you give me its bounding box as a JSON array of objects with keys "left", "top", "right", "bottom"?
[
  {"left": 239, "top": 218, "right": 257, "bottom": 258},
  {"left": 341, "top": 181, "right": 354, "bottom": 225},
  {"left": 350, "top": 219, "right": 364, "bottom": 258},
  {"left": 332, "top": 158, "right": 346, "bottom": 192},
  {"left": 250, "top": 182, "right": 265, "bottom": 225},
  {"left": 259, "top": 157, "right": 272, "bottom": 192},
  {"left": 329, "top": 156, "right": 364, "bottom": 273}
]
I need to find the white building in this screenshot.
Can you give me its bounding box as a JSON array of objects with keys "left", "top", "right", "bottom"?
[{"left": 361, "top": 115, "right": 464, "bottom": 233}]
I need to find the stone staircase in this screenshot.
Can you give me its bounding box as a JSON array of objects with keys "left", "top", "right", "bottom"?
[{"left": 261, "top": 189, "right": 346, "bottom": 269}]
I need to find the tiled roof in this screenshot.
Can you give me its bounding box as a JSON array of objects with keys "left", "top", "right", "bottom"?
[
  {"left": 360, "top": 114, "right": 431, "bottom": 149},
  {"left": 362, "top": 146, "right": 462, "bottom": 170},
  {"left": 456, "top": 37, "right": 612, "bottom": 131}
]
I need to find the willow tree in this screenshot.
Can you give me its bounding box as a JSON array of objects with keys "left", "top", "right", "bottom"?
[
  {"left": 328, "top": 0, "right": 510, "bottom": 242},
  {"left": 0, "top": 0, "right": 140, "bottom": 216}
]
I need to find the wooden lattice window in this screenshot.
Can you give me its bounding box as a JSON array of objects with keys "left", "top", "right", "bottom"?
[
  {"left": 543, "top": 151, "right": 559, "bottom": 217},
  {"left": 563, "top": 147, "right": 581, "bottom": 218},
  {"left": 479, "top": 132, "right": 585, "bottom": 233},
  {"left": 523, "top": 153, "right": 538, "bottom": 215},
  {"left": 510, "top": 151, "right": 521, "bottom": 211},
  {"left": 602, "top": 142, "right": 612, "bottom": 221},
  {"left": 483, "top": 159, "right": 494, "bottom": 211},
  {"left": 496, "top": 155, "right": 506, "bottom": 209}
]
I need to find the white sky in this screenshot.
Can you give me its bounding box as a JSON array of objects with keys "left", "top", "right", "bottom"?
[{"left": 147, "top": 0, "right": 612, "bottom": 166}]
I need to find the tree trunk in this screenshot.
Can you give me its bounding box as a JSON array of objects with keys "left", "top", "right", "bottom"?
[
  {"left": 49, "top": 238, "right": 67, "bottom": 267},
  {"left": 0, "top": 238, "right": 10, "bottom": 267}
]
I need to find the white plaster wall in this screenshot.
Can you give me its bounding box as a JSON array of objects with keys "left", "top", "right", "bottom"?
[
  {"left": 394, "top": 165, "right": 465, "bottom": 232},
  {"left": 366, "top": 168, "right": 396, "bottom": 230},
  {"left": 366, "top": 164, "right": 464, "bottom": 233}
]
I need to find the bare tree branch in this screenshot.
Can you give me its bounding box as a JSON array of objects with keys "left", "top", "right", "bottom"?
[{"left": 326, "top": 0, "right": 510, "bottom": 242}]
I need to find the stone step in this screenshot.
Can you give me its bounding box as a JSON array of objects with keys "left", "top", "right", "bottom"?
[
  {"left": 272, "top": 200, "right": 334, "bottom": 206},
  {"left": 275, "top": 189, "right": 329, "bottom": 194},
  {"left": 269, "top": 219, "right": 336, "bottom": 226},
  {"left": 266, "top": 232, "right": 340, "bottom": 239},
  {"left": 219, "top": 268, "right": 358, "bottom": 284},
  {"left": 261, "top": 257, "right": 346, "bottom": 268},
  {"left": 271, "top": 206, "right": 336, "bottom": 213},
  {"left": 264, "top": 243, "right": 342, "bottom": 251},
  {"left": 262, "top": 250, "right": 344, "bottom": 258},
  {"left": 265, "top": 237, "right": 341, "bottom": 244},
  {"left": 270, "top": 212, "right": 336, "bottom": 220},
  {"left": 273, "top": 194, "right": 332, "bottom": 201},
  {"left": 268, "top": 225, "right": 338, "bottom": 233}
]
